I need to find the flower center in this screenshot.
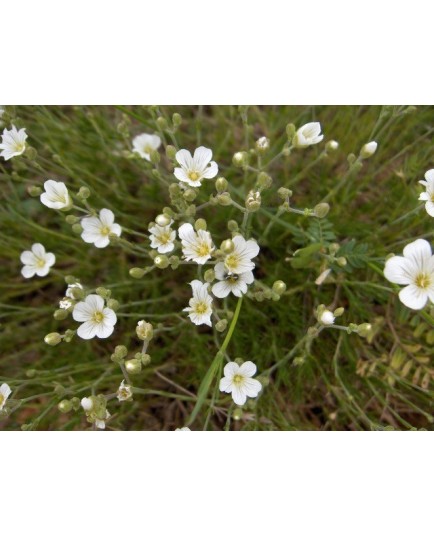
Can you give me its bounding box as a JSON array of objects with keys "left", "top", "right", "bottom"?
[
  {"left": 159, "top": 231, "right": 171, "bottom": 244},
  {"left": 13, "top": 141, "right": 25, "bottom": 153},
  {"left": 233, "top": 374, "right": 244, "bottom": 386},
  {"left": 36, "top": 258, "right": 46, "bottom": 268},
  {"left": 431, "top": 193, "right": 434, "bottom": 202},
  {"left": 93, "top": 311, "right": 104, "bottom": 323},
  {"left": 194, "top": 302, "right": 208, "bottom": 315},
  {"left": 225, "top": 254, "right": 239, "bottom": 271},
  {"left": 225, "top": 274, "right": 239, "bottom": 284},
  {"left": 195, "top": 243, "right": 211, "bottom": 257},
  {"left": 100, "top": 225, "right": 111, "bottom": 236},
  {"left": 415, "top": 273, "right": 431, "bottom": 289},
  {"left": 144, "top": 144, "right": 153, "bottom": 154},
  {"left": 0, "top": 394, "right": 4, "bottom": 406},
  {"left": 188, "top": 171, "right": 200, "bottom": 181}
]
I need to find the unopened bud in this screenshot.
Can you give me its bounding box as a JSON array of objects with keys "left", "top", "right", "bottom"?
[
  {"left": 28, "top": 185, "right": 42, "bottom": 197},
  {"left": 44, "top": 332, "right": 62, "bottom": 346},
  {"left": 360, "top": 141, "right": 378, "bottom": 159},
  {"left": 183, "top": 188, "right": 197, "bottom": 202},
  {"left": 357, "top": 323, "right": 372, "bottom": 338},
  {"left": 334, "top": 307, "right": 345, "bottom": 317},
  {"left": 141, "top": 353, "right": 151, "bottom": 366},
  {"left": 58, "top": 400, "right": 72, "bottom": 413},
  {"left": 256, "top": 136, "right": 270, "bottom": 153},
  {"left": 54, "top": 309, "right": 68, "bottom": 320},
  {"left": 204, "top": 269, "right": 215, "bottom": 283},
  {"left": 155, "top": 213, "right": 171, "bottom": 227},
  {"left": 227, "top": 220, "right": 238, "bottom": 232},
  {"left": 336, "top": 256, "right": 347, "bottom": 267},
  {"left": 107, "top": 299, "right": 119, "bottom": 311},
  {"left": 77, "top": 186, "right": 90, "bottom": 199},
  {"left": 194, "top": 218, "right": 207, "bottom": 231},
  {"left": 272, "top": 280, "right": 286, "bottom": 295},
  {"left": 277, "top": 187, "right": 292, "bottom": 200},
  {"left": 286, "top": 123, "right": 296, "bottom": 139},
  {"left": 245, "top": 190, "right": 261, "bottom": 212},
  {"left": 172, "top": 113, "right": 182, "bottom": 128},
  {"left": 154, "top": 255, "right": 169, "bottom": 269},
  {"left": 215, "top": 177, "right": 228, "bottom": 193},
  {"left": 130, "top": 267, "right": 145, "bottom": 279},
  {"left": 156, "top": 117, "right": 168, "bottom": 130},
  {"left": 314, "top": 203, "right": 330, "bottom": 218},
  {"left": 326, "top": 140, "right": 339, "bottom": 152},
  {"left": 257, "top": 172, "right": 272, "bottom": 189},
  {"left": 136, "top": 320, "right": 153, "bottom": 341},
  {"left": 125, "top": 358, "right": 142, "bottom": 375},
  {"left": 221, "top": 239, "right": 235, "bottom": 254},
  {"left": 166, "top": 145, "right": 177, "bottom": 160},
  {"left": 217, "top": 192, "right": 232, "bottom": 206},
  {"left": 215, "top": 319, "right": 228, "bottom": 332},
  {"left": 233, "top": 151, "right": 248, "bottom": 167},
  {"left": 150, "top": 149, "right": 160, "bottom": 165},
  {"left": 65, "top": 215, "right": 79, "bottom": 224},
  {"left": 72, "top": 223, "right": 83, "bottom": 234}
]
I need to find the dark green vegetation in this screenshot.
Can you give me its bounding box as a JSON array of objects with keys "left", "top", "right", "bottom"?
[{"left": 1, "top": 105, "right": 433, "bottom": 430}]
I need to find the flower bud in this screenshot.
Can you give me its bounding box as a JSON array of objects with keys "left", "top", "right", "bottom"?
[
  {"left": 44, "top": 332, "right": 62, "bottom": 346},
  {"left": 357, "top": 323, "right": 372, "bottom": 338},
  {"left": 360, "top": 141, "right": 378, "bottom": 159},
  {"left": 334, "top": 307, "right": 345, "bottom": 317},
  {"left": 233, "top": 408, "right": 243, "bottom": 420},
  {"left": 257, "top": 172, "right": 272, "bottom": 190},
  {"left": 125, "top": 358, "right": 142, "bottom": 375},
  {"left": 156, "top": 117, "right": 168, "bottom": 130},
  {"left": 141, "top": 353, "right": 151, "bottom": 366},
  {"left": 72, "top": 223, "right": 83, "bottom": 234},
  {"left": 183, "top": 188, "right": 197, "bottom": 202},
  {"left": 96, "top": 287, "right": 111, "bottom": 299},
  {"left": 286, "top": 123, "right": 296, "bottom": 140},
  {"left": 217, "top": 192, "right": 232, "bottom": 206},
  {"left": 166, "top": 145, "right": 177, "bottom": 160},
  {"left": 194, "top": 218, "right": 207, "bottom": 231},
  {"left": 227, "top": 220, "right": 238, "bottom": 232},
  {"left": 215, "top": 177, "right": 228, "bottom": 193},
  {"left": 130, "top": 267, "right": 145, "bottom": 279},
  {"left": 272, "top": 280, "right": 287, "bottom": 295},
  {"left": 65, "top": 215, "right": 79, "bottom": 224},
  {"left": 232, "top": 151, "right": 248, "bottom": 167},
  {"left": 313, "top": 203, "right": 330, "bottom": 218},
  {"left": 107, "top": 299, "right": 119, "bottom": 311},
  {"left": 155, "top": 213, "right": 171, "bottom": 227},
  {"left": 114, "top": 345, "right": 128, "bottom": 359},
  {"left": 320, "top": 310, "right": 335, "bottom": 326},
  {"left": 256, "top": 136, "right": 270, "bottom": 153},
  {"left": 185, "top": 204, "right": 196, "bottom": 217},
  {"left": 58, "top": 399, "right": 72, "bottom": 413},
  {"left": 326, "top": 140, "right": 339, "bottom": 152},
  {"left": 221, "top": 239, "right": 235, "bottom": 254},
  {"left": 54, "top": 309, "right": 68, "bottom": 320},
  {"left": 77, "top": 186, "right": 90, "bottom": 199},
  {"left": 336, "top": 256, "right": 347, "bottom": 267},
  {"left": 245, "top": 190, "right": 261, "bottom": 212},
  {"left": 81, "top": 397, "right": 94, "bottom": 412},
  {"left": 154, "top": 255, "right": 169, "bottom": 269},
  {"left": 169, "top": 255, "right": 180, "bottom": 269},
  {"left": 150, "top": 149, "right": 160, "bottom": 165},
  {"left": 63, "top": 329, "right": 75, "bottom": 343},
  {"left": 277, "top": 187, "right": 292, "bottom": 200},
  {"left": 28, "top": 185, "right": 42, "bottom": 197},
  {"left": 136, "top": 320, "right": 153, "bottom": 341},
  {"left": 172, "top": 113, "right": 182, "bottom": 128},
  {"left": 204, "top": 269, "right": 215, "bottom": 283},
  {"left": 215, "top": 319, "right": 228, "bottom": 332}
]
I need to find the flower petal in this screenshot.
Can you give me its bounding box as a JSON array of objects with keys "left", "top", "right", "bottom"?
[
  {"left": 102, "top": 307, "right": 117, "bottom": 326},
  {"left": 223, "top": 362, "right": 239, "bottom": 378},
  {"left": 403, "top": 239, "right": 432, "bottom": 269},
  {"left": 242, "top": 378, "right": 262, "bottom": 398},
  {"left": 21, "top": 265, "right": 36, "bottom": 278},
  {"left": 175, "top": 149, "right": 193, "bottom": 169},
  {"left": 232, "top": 386, "right": 247, "bottom": 406},
  {"left": 193, "top": 146, "right": 212, "bottom": 170},
  {"left": 384, "top": 256, "right": 415, "bottom": 285},
  {"left": 240, "top": 361, "right": 257, "bottom": 377},
  {"left": 219, "top": 377, "right": 233, "bottom": 393},
  {"left": 72, "top": 302, "right": 94, "bottom": 322},
  {"left": 99, "top": 208, "right": 114, "bottom": 226},
  {"left": 86, "top": 294, "right": 105, "bottom": 311},
  {"left": 212, "top": 281, "right": 231, "bottom": 298},
  {"left": 77, "top": 321, "right": 98, "bottom": 339},
  {"left": 202, "top": 160, "right": 218, "bottom": 179},
  {"left": 399, "top": 284, "right": 428, "bottom": 310}
]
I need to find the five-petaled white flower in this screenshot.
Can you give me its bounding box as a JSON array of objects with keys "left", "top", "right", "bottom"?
[
  {"left": 81, "top": 208, "right": 122, "bottom": 248},
  {"left": 40, "top": 180, "right": 71, "bottom": 210},
  {"left": 212, "top": 262, "right": 254, "bottom": 298},
  {"left": 293, "top": 122, "right": 324, "bottom": 148},
  {"left": 178, "top": 223, "right": 214, "bottom": 264},
  {"left": 174, "top": 146, "right": 218, "bottom": 187},
  {"left": 419, "top": 169, "right": 434, "bottom": 217},
  {"left": 149, "top": 223, "right": 176, "bottom": 253},
  {"left": 132, "top": 133, "right": 161, "bottom": 161},
  {"left": 384, "top": 238, "right": 434, "bottom": 310},
  {"left": 219, "top": 361, "right": 262, "bottom": 406},
  {"left": 72, "top": 294, "right": 117, "bottom": 339},
  {"left": 117, "top": 380, "right": 133, "bottom": 402},
  {"left": 0, "top": 125, "right": 27, "bottom": 160},
  {"left": 320, "top": 310, "right": 335, "bottom": 325},
  {"left": 183, "top": 280, "right": 213, "bottom": 327},
  {"left": 0, "top": 383, "right": 12, "bottom": 411},
  {"left": 20, "top": 243, "right": 55, "bottom": 278},
  {"left": 223, "top": 235, "right": 260, "bottom": 275}
]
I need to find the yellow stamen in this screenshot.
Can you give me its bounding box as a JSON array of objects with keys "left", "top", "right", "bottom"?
[
  {"left": 233, "top": 374, "right": 244, "bottom": 385},
  {"left": 415, "top": 273, "right": 431, "bottom": 289},
  {"left": 196, "top": 243, "right": 211, "bottom": 257},
  {"left": 194, "top": 302, "right": 208, "bottom": 314},
  {"left": 100, "top": 225, "right": 111, "bottom": 236},
  {"left": 188, "top": 171, "right": 200, "bottom": 181},
  {"left": 225, "top": 254, "right": 239, "bottom": 271},
  {"left": 93, "top": 311, "right": 104, "bottom": 323}
]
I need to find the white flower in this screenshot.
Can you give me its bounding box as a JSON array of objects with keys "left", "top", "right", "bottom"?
[
  {"left": 72, "top": 294, "right": 117, "bottom": 339},
  {"left": 66, "top": 282, "right": 83, "bottom": 298},
  {"left": 95, "top": 410, "right": 110, "bottom": 430},
  {"left": 320, "top": 310, "right": 335, "bottom": 325},
  {"left": 0, "top": 125, "right": 27, "bottom": 160},
  {"left": 40, "top": 180, "right": 71, "bottom": 209},
  {"left": 293, "top": 122, "right": 324, "bottom": 148},
  {"left": 212, "top": 262, "right": 254, "bottom": 298},
  {"left": 219, "top": 361, "right": 262, "bottom": 406},
  {"left": 419, "top": 169, "right": 434, "bottom": 217},
  {"left": 20, "top": 243, "right": 55, "bottom": 278},
  {"left": 174, "top": 146, "right": 218, "bottom": 187},
  {"left": 175, "top": 427, "right": 191, "bottom": 431},
  {"left": 117, "top": 380, "right": 133, "bottom": 402},
  {"left": 360, "top": 141, "right": 378, "bottom": 158},
  {"left": 81, "top": 397, "right": 93, "bottom": 411},
  {"left": 256, "top": 136, "right": 270, "bottom": 151},
  {"left": 0, "top": 383, "right": 12, "bottom": 411},
  {"left": 81, "top": 208, "right": 122, "bottom": 248},
  {"left": 223, "top": 235, "right": 260, "bottom": 275},
  {"left": 149, "top": 223, "right": 176, "bottom": 253},
  {"left": 183, "top": 280, "right": 213, "bottom": 327},
  {"left": 384, "top": 239, "right": 434, "bottom": 310},
  {"left": 59, "top": 283, "right": 83, "bottom": 309},
  {"left": 178, "top": 223, "right": 214, "bottom": 264},
  {"left": 132, "top": 133, "right": 161, "bottom": 161}
]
